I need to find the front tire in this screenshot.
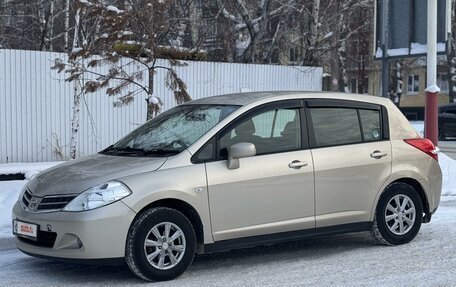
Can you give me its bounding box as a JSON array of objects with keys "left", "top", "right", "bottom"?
[
  {"left": 372, "top": 182, "right": 423, "bottom": 245},
  {"left": 125, "top": 207, "right": 196, "bottom": 281}
]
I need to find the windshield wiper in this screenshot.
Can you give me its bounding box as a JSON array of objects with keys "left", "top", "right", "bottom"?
[
  {"left": 101, "top": 146, "right": 149, "bottom": 156},
  {"left": 101, "top": 146, "right": 180, "bottom": 156},
  {"left": 143, "top": 149, "right": 181, "bottom": 156}
]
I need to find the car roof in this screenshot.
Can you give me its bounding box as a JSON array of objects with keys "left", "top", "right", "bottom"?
[{"left": 185, "top": 91, "right": 393, "bottom": 106}]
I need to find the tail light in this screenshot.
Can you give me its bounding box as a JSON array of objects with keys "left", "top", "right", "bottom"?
[{"left": 404, "top": 138, "right": 439, "bottom": 161}]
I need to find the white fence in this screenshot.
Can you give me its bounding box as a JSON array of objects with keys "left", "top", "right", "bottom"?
[{"left": 0, "top": 49, "right": 322, "bottom": 163}]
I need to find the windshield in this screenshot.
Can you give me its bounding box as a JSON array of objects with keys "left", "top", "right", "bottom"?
[{"left": 101, "top": 104, "right": 239, "bottom": 157}]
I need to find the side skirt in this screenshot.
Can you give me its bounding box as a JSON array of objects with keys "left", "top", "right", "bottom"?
[{"left": 203, "top": 222, "right": 373, "bottom": 254}]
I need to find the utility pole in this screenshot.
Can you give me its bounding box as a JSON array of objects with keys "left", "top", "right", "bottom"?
[
  {"left": 424, "top": 0, "right": 440, "bottom": 145},
  {"left": 380, "top": 0, "right": 389, "bottom": 97}
]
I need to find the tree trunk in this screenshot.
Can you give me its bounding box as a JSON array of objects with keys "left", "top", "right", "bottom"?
[
  {"left": 449, "top": 39, "right": 456, "bottom": 103},
  {"left": 69, "top": 8, "right": 81, "bottom": 159},
  {"left": 338, "top": 39, "right": 349, "bottom": 93},
  {"left": 64, "top": 0, "right": 70, "bottom": 51},
  {"left": 69, "top": 79, "right": 82, "bottom": 159},
  {"left": 48, "top": 0, "right": 54, "bottom": 51},
  {"left": 146, "top": 68, "right": 159, "bottom": 120},
  {"left": 448, "top": 0, "right": 456, "bottom": 103},
  {"left": 391, "top": 61, "right": 403, "bottom": 106},
  {"left": 337, "top": 1, "right": 350, "bottom": 93},
  {"left": 303, "top": 0, "right": 320, "bottom": 66}
]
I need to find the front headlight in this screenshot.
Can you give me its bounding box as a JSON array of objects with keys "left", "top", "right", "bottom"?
[{"left": 63, "top": 181, "right": 131, "bottom": 212}]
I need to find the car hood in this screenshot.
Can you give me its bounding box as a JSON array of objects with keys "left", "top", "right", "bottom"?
[{"left": 28, "top": 154, "right": 167, "bottom": 197}]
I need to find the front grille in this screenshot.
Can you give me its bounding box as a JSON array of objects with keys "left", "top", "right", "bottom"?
[
  {"left": 22, "top": 190, "right": 76, "bottom": 212},
  {"left": 18, "top": 230, "right": 57, "bottom": 248},
  {"left": 37, "top": 196, "right": 77, "bottom": 210},
  {"left": 22, "top": 189, "right": 32, "bottom": 207}
]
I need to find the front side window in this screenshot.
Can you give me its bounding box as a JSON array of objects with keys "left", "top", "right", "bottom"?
[
  {"left": 310, "top": 108, "right": 361, "bottom": 147},
  {"left": 407, "top": 75, "right": 420, "bottom": 94},
  {"left": 102, "top": 104, "right": 238, "bottom": 156},
  {"left": 219, "top": 107, "right": 301, "bottom": 157}
]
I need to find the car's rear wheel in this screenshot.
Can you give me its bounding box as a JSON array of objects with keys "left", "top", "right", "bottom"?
[
  {"left": 372, "top": 182, "right": 423, "bottom": 245},
  {"left": 125, "top": 207, "right": 196, "bottom": 281}
]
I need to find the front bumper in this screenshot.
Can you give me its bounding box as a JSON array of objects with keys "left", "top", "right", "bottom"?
[{"left": 12, "top": 200, "right": 136, "bottom": 260}]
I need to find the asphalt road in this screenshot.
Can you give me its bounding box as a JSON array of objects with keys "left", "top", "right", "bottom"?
[{"left": 1, "top": 205, "right": 455, "bottom": 287}]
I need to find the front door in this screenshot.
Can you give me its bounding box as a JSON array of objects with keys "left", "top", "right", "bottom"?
[{"left": 204, "top": 101, "right": 315, "bottom": 241}]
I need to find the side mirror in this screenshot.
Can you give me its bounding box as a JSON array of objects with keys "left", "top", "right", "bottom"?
[{"left": 227, "top": 142, "right": 256, "bottom": 170}]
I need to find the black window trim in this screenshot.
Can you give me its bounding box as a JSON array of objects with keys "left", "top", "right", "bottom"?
[
  {"left": 191, "top": 100, "right": 308, "bottom": 164},
  {"left": 305, "top": 99, "right": 389, "bottom": 149}
]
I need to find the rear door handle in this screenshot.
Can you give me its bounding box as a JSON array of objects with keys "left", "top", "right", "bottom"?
[
  {"left": 288, "top": 160, "right": 308, "bottom": 169},
  {"left": 370, "top": 150, "right": 388, "bottom": 159}
]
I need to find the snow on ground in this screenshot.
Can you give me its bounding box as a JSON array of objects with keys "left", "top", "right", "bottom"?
[{"left": 0, "top": 205, "right": 455, "bottom": 286}]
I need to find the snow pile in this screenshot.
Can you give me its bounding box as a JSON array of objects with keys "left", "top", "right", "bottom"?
[
  {"left": 106, "top": 5, "right": 123, "bottom": 14},
  {"left": 0, "top": 162, "right": 62, "bottom": 239},
  {"left": 410, "top": 121, "right": 424, "bottom": 136},
  {"left": 0, "top": 162, "right": 62, "bottom": 180},
  {"left": 0, "top": 180, "right": 27, "bottom": 238},
  {"left": 440, "top": 153, "right": 456, "bottom": 199}
]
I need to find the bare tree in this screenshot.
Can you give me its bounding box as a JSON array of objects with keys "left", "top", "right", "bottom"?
[{"left": 52, "top": 0, "right": 205, "bottom": 121}]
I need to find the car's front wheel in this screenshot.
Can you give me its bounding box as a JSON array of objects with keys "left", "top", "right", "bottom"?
[
  {"left": 372, "top": 182, "right": 423, "bottom": 245},
  {"left": 125, "top": 207, "right": 196, "bottom": 281}
]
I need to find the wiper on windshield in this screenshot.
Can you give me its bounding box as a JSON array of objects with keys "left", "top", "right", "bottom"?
[{"left": 100, "top": 146, "right": 180, "bottom": 156}]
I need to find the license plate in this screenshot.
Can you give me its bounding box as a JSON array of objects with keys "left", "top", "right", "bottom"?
[{"left": 13, "top": 220, "right": 38, "bottom": 240}]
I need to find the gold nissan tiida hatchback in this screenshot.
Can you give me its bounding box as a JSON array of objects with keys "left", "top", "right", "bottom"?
[{"left": 13, "top": 92, "right": 442, "bottom": 281}]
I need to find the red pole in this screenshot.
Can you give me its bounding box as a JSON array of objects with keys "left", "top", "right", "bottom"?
[
  {"left": 424, "top": 0, "right": 439, "bottom": 146},
  {"left": 424, "top": 89, "right": 439, "bottom": 145}
]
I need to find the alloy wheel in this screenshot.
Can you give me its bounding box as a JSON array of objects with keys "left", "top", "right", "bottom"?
[
  {"left": 143, "top": 222, "right": 187, "bottom": 270},
  {"left": 384, "top": 194, "right": 416, "bottom": 236}
]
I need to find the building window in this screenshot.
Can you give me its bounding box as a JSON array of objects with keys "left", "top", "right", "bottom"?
[
  {"left": 289, "top": 47, "right": 298, "bottom": 64},
  {"left": 407, "top": 75, "right": 419, "bottom": 94},
  {"left": 437, "top": 73, "right": 449, "bottom": 93},
  {"left": 363, "top": 77, "right": 369, "bottom": 94},
  {"left": 349, "top": 77, "right": 369, "bottom": 94},
  {"left": 350, "top": 78, "right": 357, "bottom": 93}
]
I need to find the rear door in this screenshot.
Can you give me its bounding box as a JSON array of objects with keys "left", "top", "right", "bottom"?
[{"left": 306, "top": 99, "right": 392, "bottom": 227}]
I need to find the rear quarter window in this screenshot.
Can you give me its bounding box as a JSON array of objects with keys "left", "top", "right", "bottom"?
[{"left": 359, "top": 109, "right": 381, "bottom": 141}]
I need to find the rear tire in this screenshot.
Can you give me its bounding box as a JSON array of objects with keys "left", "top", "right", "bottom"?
[
  {"left": 372, "top": 182, "right": 423, "bottom": 245},
  {"left": 125, "top": 207, "right": 196, "bottom": 281}
]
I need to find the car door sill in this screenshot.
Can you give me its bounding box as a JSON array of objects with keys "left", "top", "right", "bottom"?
[{"left": 203, "top": 222, "right": 373, "bottom": 254}]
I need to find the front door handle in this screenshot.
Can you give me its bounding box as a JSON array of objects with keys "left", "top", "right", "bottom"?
[
  {"left": 370, "top": 150, "right": 388, "bottom": 159},
  {"left": 288, "top": 160, "right": 308, "bottom": 169}
]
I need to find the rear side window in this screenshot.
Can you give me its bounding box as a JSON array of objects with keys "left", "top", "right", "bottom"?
[
  {"left": 310, "top": 108, "right": 361, "bottom": 147},
  {"left": 309, "top": 106, "right": 383, "bottom": 148}
]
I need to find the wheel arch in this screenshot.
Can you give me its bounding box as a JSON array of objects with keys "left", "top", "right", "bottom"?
[
  {"left": 373, "top": 177, "right": 431, "bottom": 223},
  {"left": 133, "top": 198, "right": 205, "bottom": 254}
]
